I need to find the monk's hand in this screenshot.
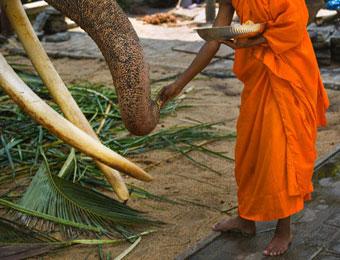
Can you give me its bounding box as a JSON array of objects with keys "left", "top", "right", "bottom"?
[
  {"left": 219, "top": 36, "right": 266, "bottom": 49},
  {"left": 156, "top": 83, "right": 182, "bottom": 109}
]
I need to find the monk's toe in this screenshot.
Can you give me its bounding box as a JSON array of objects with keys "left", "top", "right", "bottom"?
[
  {"left": 264, "top": 247, "right": 287, "bottom": 257},
  {"left": 263, "top": 249, "right": 270, "bottom": 256},
  {"left": 263, "top": 246, "right": 276, "bottom": 256}
]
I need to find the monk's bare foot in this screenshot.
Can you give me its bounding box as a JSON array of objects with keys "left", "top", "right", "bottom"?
[
  {"left": 212, "top": 216, "right": 256, "bottom": 236},
  {"left": 263, "top": 217, "right": 293, "bottom": 256}
]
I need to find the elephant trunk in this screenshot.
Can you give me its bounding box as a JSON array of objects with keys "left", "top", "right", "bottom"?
[{"left": 45, "top": 0, "right": 160, "bottom": 136}]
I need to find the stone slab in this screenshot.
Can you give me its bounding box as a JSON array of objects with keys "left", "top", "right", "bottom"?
[
  {"left": 325, "top": 212, "right": 340, "bottom": 228},
  {"left": 321, "top": 67, "right": 340, "bottom": 91},
  {"left": 7, "top": 31, "right": 103, "bottom": 60},
  {"left": 23, "top": 0, "right": 48, "bottom": 16}
]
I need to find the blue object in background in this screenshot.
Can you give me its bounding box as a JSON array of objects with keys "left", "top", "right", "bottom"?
[{"left": 326, "top": 0, "right": 340, "bottom": 10}]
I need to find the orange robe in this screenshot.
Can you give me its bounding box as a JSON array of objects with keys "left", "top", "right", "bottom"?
[{"left": 232, "top": 0, "right": 329, "bottom": 221}]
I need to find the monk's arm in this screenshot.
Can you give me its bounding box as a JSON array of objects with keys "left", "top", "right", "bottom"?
[{"left": 157, "top": 1, "right": 234, "bottom": 107}]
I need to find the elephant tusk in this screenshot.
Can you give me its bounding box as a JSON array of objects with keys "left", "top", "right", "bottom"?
[
  {"left": 0, "top": 54, "right": 153, "bottom": 182},
  {"left": 0, "top": 0, "right": 132, "bottom": 200}
]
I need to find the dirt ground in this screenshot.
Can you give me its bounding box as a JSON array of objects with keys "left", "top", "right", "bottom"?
[{"left": 5, "top": 50, "right": 339, "bottom": 260}]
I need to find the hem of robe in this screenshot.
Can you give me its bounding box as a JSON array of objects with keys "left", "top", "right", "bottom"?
[{"left": 238, "top": 190, "right": 312, "bottom": 222}]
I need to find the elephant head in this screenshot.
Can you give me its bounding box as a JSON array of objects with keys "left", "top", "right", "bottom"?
[{"left": 44, "top": 0, "right": 160, "bottom": 136}]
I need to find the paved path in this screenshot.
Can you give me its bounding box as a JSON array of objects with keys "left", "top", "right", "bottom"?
[
  {"left": 5, "top": 17, "right": 340, "bottom": 89},
  {"left": 177, "top": 147, "right": 340, "bottom": 260}
]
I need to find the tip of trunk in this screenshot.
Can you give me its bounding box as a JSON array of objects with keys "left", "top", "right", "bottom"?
[
  {"left": 123, "top": 101, "right": 160, "bottom": 136},
  {"left": 127, "top": 124, "right": 157, "bottom": 136}
]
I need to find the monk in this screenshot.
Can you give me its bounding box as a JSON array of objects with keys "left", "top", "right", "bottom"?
[{"left": 157, "top": 0, "right": 329, "bottom": 256}]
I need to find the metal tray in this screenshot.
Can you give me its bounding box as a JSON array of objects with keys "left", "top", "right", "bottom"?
[{"left": 196, "top": 23, "right": 266, "bottom": 41}]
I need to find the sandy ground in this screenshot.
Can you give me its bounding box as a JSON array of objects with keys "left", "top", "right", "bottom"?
[
  {"left": 2, "top": 13, "right": 340, "bottom": 259},
  {"left": 5, "top": 53, "right": 339, "bottom": 260}
]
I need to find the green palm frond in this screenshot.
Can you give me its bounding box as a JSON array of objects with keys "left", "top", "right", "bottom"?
[
  {"left": 0, "top": 217, "right": 56, "bottom": 243},
  {"left": 105, "top": 123, "right": 234, "bottom": 156},
  {"left": 1, "top": 67, "right": 233, "bottom": 181},
  {"left": 0, "top": 198, "right": 108, "bottom": 233},
  {"left": 0, "top": 217, "right": 61, "bottom": 260},
  {"left": 0, "top": 217, "right": 154, "bottom": 260},
  {"left": 10, "top": 159, "right": 159, "bottom": 238}
]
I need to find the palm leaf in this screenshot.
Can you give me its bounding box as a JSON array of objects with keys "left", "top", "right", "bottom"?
[
  {"left": 0, "top": 198, "right": 107, "bottom": 233},
  {"left": 12, "top": 159, "right": 158, "bottom": 238},
  {"left": 0, "top": 217, "right": 154, "bottom": 260},
  {"left": 0, "top": 217, "right": 61, "bottom": 260},
  {"left": 0, "top": 217, "right": 56, "bottom": 243},
  {"left": 0, "top": 135, "right": 16, "bottom": 178}
]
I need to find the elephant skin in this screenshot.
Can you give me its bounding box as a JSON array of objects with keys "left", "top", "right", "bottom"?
[{"left": 45, "top": 0, "right": 160, "bottom": 136}]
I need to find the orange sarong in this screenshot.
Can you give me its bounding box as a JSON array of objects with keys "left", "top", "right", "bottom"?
[{"left": 232, "top": 0, "right": 329, "bottom": 221}]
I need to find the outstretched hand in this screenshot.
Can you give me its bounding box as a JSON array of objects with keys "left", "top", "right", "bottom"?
[
  {"left": 219, "top": 36, "right": 266, "bottom": 49},
  {"left": 156, "top": 83, "right": 183, "bottom": 109}
]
